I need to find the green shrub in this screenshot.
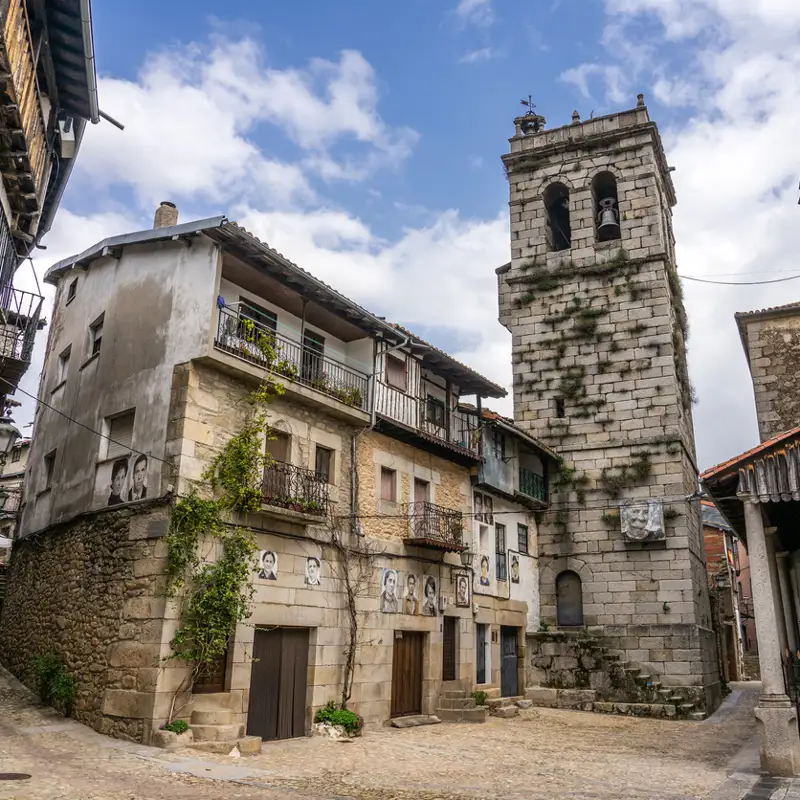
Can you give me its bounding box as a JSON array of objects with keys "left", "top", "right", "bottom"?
[
  {"left": 30, "top": 653, "right": 77, "bottom": 714},
  {"left": 472, "top": 690, "right": 488, "bottom": 707},
  {"left": 314, "top": 701, "right": 363, "bottom": 734},
  {"left": 161, "top": 719, "right": 189, "bottom": 735}
]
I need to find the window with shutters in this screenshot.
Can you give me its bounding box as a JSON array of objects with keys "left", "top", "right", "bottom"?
[
  {"left": 425, "top": 396, "right": 446, "bottom": 428},
  {"left": 66, "top": 278, "right": 78, "bottom": 304},
  {"left": 315, "top": 445, "right": 334, "bottom": 483},
  {"left": 380, "top": 466, "right": 396, "bottom": 502},
  {"left": 385, "top": 354, "right": 407, "bottom": 392},
  {"left": 495, "top": 523, "right": 507, "bottom": 581},
  {"left": 518, "top": 524, "right": 529, "bottom": 555},
  {"left": 105, "top": 410, "right": 135, "bottom": 460},
  {"left": 43, "top": 450, "right": 56, "bottom": 490},
  {"left": 56, "top": 345, "right": 70, "bottom": 386},
  {"left": 88, "top": 313, "right": 104, "bottom": 359}
]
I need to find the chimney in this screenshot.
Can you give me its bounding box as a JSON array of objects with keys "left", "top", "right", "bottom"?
[{"left": 153, "top": 201, "right": 178, "bottom": 229}]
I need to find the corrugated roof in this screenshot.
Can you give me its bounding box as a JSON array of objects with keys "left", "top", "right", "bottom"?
[
  {"left": 701, "top": 424, "right": 800, "bottom": 480},
  {"left": 701, "top": 501, "right": 732, "bottom": 532}
]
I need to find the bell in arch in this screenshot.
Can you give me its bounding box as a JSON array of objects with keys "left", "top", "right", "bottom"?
[{"left": 597, "top": 197, "right": 620, "bottom": 241}]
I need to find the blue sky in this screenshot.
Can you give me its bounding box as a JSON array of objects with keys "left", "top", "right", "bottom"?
[{"left": 15, "top": 0, "right": 800, "bottom": 469}]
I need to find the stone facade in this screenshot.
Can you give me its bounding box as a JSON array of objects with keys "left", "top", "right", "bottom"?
[
  {"left": 0, "top": 501, "right": 172, "bottom": 742},
  {"left": 498, "top": 103, "right": 720, "bottom": 713},
  {"left": 737, "top": 303, "right": 800, "bottom": 442}
]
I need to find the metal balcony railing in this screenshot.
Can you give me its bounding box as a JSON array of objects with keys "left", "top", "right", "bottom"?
[
  {"left": 404, "top": 501, "right": 464, "bottom": 551},
  {"left": 215, "top": 306, "right": 368, "bottom": 411},
  {"left": 519, "top": 466, "right": 547, "bottom": 502},
  {"left": 262, "top": 462, "right": 329, "bottom": 517},
  {"left": 0, "top": 285, "right": 42, "bottom": 365}
]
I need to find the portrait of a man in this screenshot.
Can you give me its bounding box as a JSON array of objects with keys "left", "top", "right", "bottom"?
[
  {"left": 422, "top": 575, "right": 437, "bottom": 616},
  {"left": 108, "top": 459, "right": 128, "bottom": 506},
  {"left": 305, "top": 556, "right": 321, "bottom": 586},
  {"left": 258, "top": 550, "right": 278, "bottom": 580},
  {"left": 621, "top": 500, "right": 665, "bottom": 542},
  {"left": 455, "top": 573, "right": 470, "bottom": 607},
  {"left": 128, "top": 454, "right": 148, "bottom": 501},
  {"left": 404, "top": 572, "right": 419, "bottom": 615},
  {"left": 479, "top": 555, "right": 490, "bottom": 587},
  {"left": 511, "top": 555, "right": 520, "bottom": 584},
  {"left": 380, "top": 568, "right": 399, "bottom": 613}
]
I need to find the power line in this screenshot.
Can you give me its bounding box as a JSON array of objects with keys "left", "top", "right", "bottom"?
[{"left": 679, "top": 273, "right": 800, "bottom": 286}]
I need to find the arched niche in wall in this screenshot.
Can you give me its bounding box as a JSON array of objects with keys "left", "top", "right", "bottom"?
[
  {"left": 543, "top": 182, "right": 571, "bottom": 252},
  {"left": 556, "top": 569, "right": 584, "bottom": 627},
  {"left": 592, "top": 171, "right": 621, "bottom": 242}
]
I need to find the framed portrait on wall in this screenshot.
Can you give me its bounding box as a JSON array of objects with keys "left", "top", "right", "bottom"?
[{"left": 454, "top": 571, "right": 470, "bottom": 607}]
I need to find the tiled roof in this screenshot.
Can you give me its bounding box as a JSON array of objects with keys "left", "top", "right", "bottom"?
[
  {"left": 700, "top": 424, "right": 800, "bottom": 480},
  {"left": 735, "top": 301, "right": 800, "bottom": 319}
]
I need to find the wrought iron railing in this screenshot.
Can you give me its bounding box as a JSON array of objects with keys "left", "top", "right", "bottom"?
[
  {"left": 0, "top": 285, "right": 42, "bottom": 364},
  {"left": 215, "top": 306, "right": 368, "bottom": 410},
  {"left": 404, "top": 501, "right": 464, "bottom": 549},
  {"left": 519, "top": 467, "right": 547, "bottom": 502},
  {"left": 262, "top": 462, "right": 329, "bottom": 517}
]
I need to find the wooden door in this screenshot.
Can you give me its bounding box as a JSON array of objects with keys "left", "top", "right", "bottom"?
[
  {"left": 500, "top": 626, "right": 518, "bottom": 697},
  {"left": 414, "top": 478, "right": 429, "bottom": 504},
  {"left": 476, "top": 624, "right": 487, "bottom": 684},
  {"left": 390, "top": 631, "right": 424, "bottom": 717},
  {"left": 247, "top": 628, "right": 309, "bottom": 741},
  {"left": 442, "top": 617, "right": 457, "bottom": 681},
  {"left": 192, "top": 647, "right": 228, "bottom": 694}
]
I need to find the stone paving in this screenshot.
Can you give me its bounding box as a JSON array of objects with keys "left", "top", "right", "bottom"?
[{"left": 0, "top": 669, "right": 779, "bottom": 800}]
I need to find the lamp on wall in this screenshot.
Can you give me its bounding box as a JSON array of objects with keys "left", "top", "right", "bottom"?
[
  {"left": 451, "top": 547, "right": 474, "bottom": 583},
  {"left": 0, "top": 417, "right": 20, "bottom": 468}
]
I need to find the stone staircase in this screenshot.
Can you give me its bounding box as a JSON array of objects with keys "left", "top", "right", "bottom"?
[
  {"left": 436, "top": 688, "right": 487, "bottom": 723},
  {"left": 187, "top": 700, "right": 261, "bottom": 755}
]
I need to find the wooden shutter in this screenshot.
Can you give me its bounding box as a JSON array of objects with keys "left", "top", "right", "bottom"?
[
  {"left": 107, "top": 412, "right": 135, "bottom": 459},
  {"left": 265, "top": 431, "right": 289, "bottom": 463},
  {"left": 380, "top": 467, "right": 396, "bottom": 502}
]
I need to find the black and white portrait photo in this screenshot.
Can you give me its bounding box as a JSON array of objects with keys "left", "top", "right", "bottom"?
[
  {"left": 128, "top": 454, "right": 148, "bottom": 501},
  {"left": 422, "top": 575, "right": 437, "bottom": 616},
  {"left": 305, "top": 556, "right": 321, "bottom": 586},
  {"left": 404, "top": 572, "right": 419, "bottom": 615},
  {"left": 479, "top": 555, "right": 490, "bottom": 587},
  {"left": 511, "top": 555, "right": 520, "bottom": 584},
  {"left": 258, "top": 550, "right": 278, "bottom": 580},
  {"left": 380, "top": 568, "right": 399, "bottom": 613},
  {"left": 455, "top": 573, "right": 470, "bottom": 607},
  {"left": 108, "top": 458, "right": 128, "bottom": 506},
  {"left": 621, "top": 500, "right": 665, "bottom": 542}
]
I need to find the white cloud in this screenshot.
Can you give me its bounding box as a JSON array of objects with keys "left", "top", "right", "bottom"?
[
  {"left": 458, "top": 47, "right": 496, "bottom": 64},
  {"left": 455, "top": 0, "right": 495, "bottom": 27},
  {"left": 560, "top": 63, "right": 627, "bottom": 104}
]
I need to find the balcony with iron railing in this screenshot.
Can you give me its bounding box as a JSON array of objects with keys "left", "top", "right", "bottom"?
[
  {"left": 0, "top": 285, "right": 42, "bottom": 386},
  {"left": 519, "top": 466, "right": 547, "bottom": 503},
  {"left": 262, "top": 462, "right": 330, "bottom": 519},
  {"left": 403, "top": 501, "right": 465, "bottom": 552},
  {"left": 0, "top": 0, "right": 50, "bottom": 239},
  {"left": 214, "top": 305, "right": 369, "bottom": 412}
]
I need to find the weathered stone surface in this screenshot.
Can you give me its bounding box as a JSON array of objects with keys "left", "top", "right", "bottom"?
[
  {"left": 526, "top": 687, "right": 558, "bottom": 707},
  {"left": 516, "top": 699, "right": 534, "bottom": 709},
  {"left": 238, "top": 735, "right": 263, "bottom": 754},
  {"left": 492, "top": 706, "right": 519, "bottom": 719},
  {"left": 151, "top": 728, "right": 194, "bottom": 750},
  {"left": 313, "top": 722, "right": 348, "bottom": 739},
  {"left": 389, "top": 714, "right": 441, "bottom": 728}
]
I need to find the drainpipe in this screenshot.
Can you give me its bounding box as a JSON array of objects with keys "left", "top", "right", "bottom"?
[
  {"left": 79, "top": 0, "right": 100, "bottom": 125},
  {"left": 349, "top": 332, "right": 410, "bottom": 536}
]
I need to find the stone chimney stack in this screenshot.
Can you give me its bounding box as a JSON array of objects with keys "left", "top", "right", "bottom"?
[{"left": 153, "top": 201, "right": 178, "bottom": 229}]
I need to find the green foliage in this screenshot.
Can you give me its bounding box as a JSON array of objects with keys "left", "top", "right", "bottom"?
[
  {"left": 538, "top": 620, "right": 549, "bottom": 632},
  {"left": 30, "top": 653, "right": 76, "bottom": 714},
  {"left": 472, "top": 690, "right": 488, "bottom": 706},
  {"left": 599, "top": 452, "right": 653, "bottom": 496},
  {"left": 314, "top": 701, "right": 363, "bottom": 734},
  {"left": 161, "top": 719, "right": 189, "bottom": 734},
  {"left": 166, "top": 494, "right": 224, "bottom": 592},
  {"left": 600, "top": 511, "right": 621, "bottom": 528}
]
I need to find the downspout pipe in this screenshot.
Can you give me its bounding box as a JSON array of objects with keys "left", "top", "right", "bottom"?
[
  {"left": 79, "top": 0, "right": 100, "bottom": 124},
  {"left": 350, "top": 332, "right": 410, "bottom": 535}
]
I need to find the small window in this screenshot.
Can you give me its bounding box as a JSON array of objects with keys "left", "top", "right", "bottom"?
[
  {"left": 265, "top": 430, "right": 290, "bottom": 463},
  {"left": 495, "top": 523, "right": 507, "bottom": 581},
  {"left": 89, "top": 315, "right": 104, "bottom": 358},
  {"left": 491, "top": 428, "right": 506, "bottom": 459},
  {"left": 240, "top": 299, "right": 277, "bottom": 332},
  {"left": 413, "top": 477, "right": 429, "bottom": 504},
  {"left": 11, "top": 446, "right": 21, "bottom": 463},
  {"left": 555, "top": 398, "right": 565, "bottom": 418},
  {"left": 66, "top": 278, "right": 78, "bottom": 304},
  {"left": 518, "top": 524, "right": 529, "bottom": 555},
  {"left": 43, "top": 450, "right": 56, "bottom": 489},
  {"left": 56, "top": 345, "right": 71, "bottom": 385},
  {"left": 315, "top": 445, "right": 334, "bottom": 483},
  {"left": 106, "top": 410, "right": 135, "bottom": 460},
  {"left": 543, "top": 182, "right": 571, "bottom": 252},
  {"left": 386, "top": 354, "right": 407, "bottom": 391},
  {"left": 380, "top": 466, "right": 396, "bottom": 502},
  {"left": 425, "top": 396, "right": 446, "bottom": 428}
]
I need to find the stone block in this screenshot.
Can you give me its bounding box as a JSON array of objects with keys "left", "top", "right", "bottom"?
[
  {"left": 107, "top": 641, "right": 160, "bottom": 669},
  {"left": 492, "top": 706, "right": 519, "bottom": 719},
  {"left": 102, "top": 689, "right": 154, "bottom": 719},
  {"left": 525, "top": 687, "right": 558, "bottom": 707}
]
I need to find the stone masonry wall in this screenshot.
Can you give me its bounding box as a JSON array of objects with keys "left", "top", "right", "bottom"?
[
  {"left": 498, "top": 104, "right": 719, "bottom": 710},
  {"left": 741, "top": 311, "right": 800, "bottom": 441},
  {"left": 0, "top": 502, "right": 171, "bottom": 742}
]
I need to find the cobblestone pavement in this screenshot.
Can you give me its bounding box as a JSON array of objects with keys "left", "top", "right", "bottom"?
[{"left": 0, "top": 668, "right": 767, "bottom": 800}]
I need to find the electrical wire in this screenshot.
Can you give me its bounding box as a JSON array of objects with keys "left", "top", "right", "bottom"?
[{"left": 679, "top": 273, "right": 800, "bottom": 286}]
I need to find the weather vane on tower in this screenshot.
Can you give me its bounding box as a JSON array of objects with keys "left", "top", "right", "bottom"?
[{"left": 519, "top": 95, "right": 546, "bottom": 135}]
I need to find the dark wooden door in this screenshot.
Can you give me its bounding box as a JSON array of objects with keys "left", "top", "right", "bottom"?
[
  {"left": 193, "top": 647, "right": 228, "bottom": 694},
  {"left": 442, "top": 617, "right": 457, "bottom": 681},
  {"left": 476, "top": 623, "right": 487, "bottom": 684},
  {"left": 247, "top": 628, "right": 309, "bottom": 741},
  {"left": 391, "top": 631, "right": 424, "bottom": 717},
  {"left": 500, "top": 626, "right": 518, "bottom": 697}
]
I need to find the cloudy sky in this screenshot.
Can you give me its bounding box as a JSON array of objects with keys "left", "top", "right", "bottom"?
[{"left": 14, "top": 0, "right": 800, "bottom": 471}]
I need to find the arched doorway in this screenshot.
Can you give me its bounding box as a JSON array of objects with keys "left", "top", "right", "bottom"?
[{"left": 556, "top": 570, "right": 584, "bottom": 627}]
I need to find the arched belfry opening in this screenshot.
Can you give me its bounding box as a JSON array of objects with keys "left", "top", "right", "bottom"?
[
  {"left": 543, "top": 183, "right": 571, "bottom": 252},
  {"left": 592, "top": 172, "right": 621, "bottom": 242},
  {"left": 556, "top": 570, "right": 584, "bottom": 627}
]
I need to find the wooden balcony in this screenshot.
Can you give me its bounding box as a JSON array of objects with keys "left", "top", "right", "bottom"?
[
  {"left": 403, "top": 501, "right": 465, "bottom": 552},
  {"left": 0, "top": 283, "right": 42, "bottom": 387},
  {"left": 0, "top": 0, "right": 50, "bottom": 245}
]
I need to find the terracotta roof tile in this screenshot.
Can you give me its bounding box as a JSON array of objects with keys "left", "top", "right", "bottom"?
[
  {"left": 735, "top": 300, "right": 800, "bottom": 319},
  {"left": 700, "top": 424, "right": 800, "bottom": 480}
]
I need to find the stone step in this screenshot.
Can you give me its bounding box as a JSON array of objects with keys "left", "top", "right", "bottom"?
[
  {"left": 593, "top": 702, "right": 678, "bottom": 719},
  {"left": 480, "top": 687, "right": 502, "bottom": 699},
  {"left": 190, "top": 741, "right": 242, "bottom": 755},
  {"left": 679, "top": 703, "right": 695, "bottom": 712},
  {"left": 491, "top": 705, "right": 519, "bottom": 719},
  {"left": 190, "top": 693, "right": 240, "bottom": 712},
  {"left": 441, "top": 689, "right": 468, "bottom": 699},
  {"left": 190, "top": 723, "right": 244, "bottom": 742},
  {"left": 486, "top": 696, "right": 524, "bottom": 709},
  {"left": 436, "top": 707, "right": 486, "bottom": 723},
  {"left": 689, "top": 712, "right": 706, "bottom": 721},
  {"left": 438, "top": 697, "right": 477, "bottom": 710},
  {"left": 238, "top": 735, "right": 262, "bottom": 755},
  {"left": 190, "top": 709, "right": 233, "bottom": 726},
  {"left": 390, "top": 714, "right": 441, "bottom": 728}
]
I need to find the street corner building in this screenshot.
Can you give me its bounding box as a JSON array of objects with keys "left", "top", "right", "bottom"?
[
  {"left": 498, "top": 98, "right": 721, "bottom": 718},
  {"left": 0, "top": 202, "right": 556, "bottom": 744}
]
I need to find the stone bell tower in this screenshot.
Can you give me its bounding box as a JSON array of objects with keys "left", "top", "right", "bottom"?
[{"left": 497, "top": 97, "right": 721, "bottom": 713}]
